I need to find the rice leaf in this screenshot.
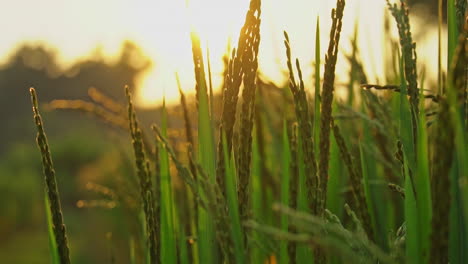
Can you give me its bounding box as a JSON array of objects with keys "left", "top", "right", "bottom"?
[
  {"left": 159, "top": 101, "right": 177, "bottom": 263},
  {"left": 222, "top": 133, "right": 246, "bottom": 264},
  {"left": 190, "top": 31, "right": 217, "bottom": 264}
]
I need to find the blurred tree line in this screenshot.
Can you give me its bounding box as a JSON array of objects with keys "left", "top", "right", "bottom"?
[
  {"left": 0, "top": 41, "right": 153, "bottom": 263},
  {"left": 0, "top": 41, "right": 151, "bottom": 155}
]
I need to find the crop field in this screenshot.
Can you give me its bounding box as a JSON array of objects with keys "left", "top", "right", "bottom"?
[{"left": 1, "top": 0, "right": 467, "bottom": 263}]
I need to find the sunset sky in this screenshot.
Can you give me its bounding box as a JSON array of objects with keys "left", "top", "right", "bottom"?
[{"left": 0, "top": 0, "right": 444, "bottom": 106}]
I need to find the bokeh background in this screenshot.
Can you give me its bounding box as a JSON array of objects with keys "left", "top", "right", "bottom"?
[{"left": 0, "top": 0, "right": 444, "bottom": 262}]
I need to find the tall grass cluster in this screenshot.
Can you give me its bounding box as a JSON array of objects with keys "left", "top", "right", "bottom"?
[{"left": 30, "top": 0, "right": 467, "bottom": 263}]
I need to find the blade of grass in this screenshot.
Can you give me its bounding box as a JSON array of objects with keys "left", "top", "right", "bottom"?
[
  {"left": 45, "top": 194, "right": 60, "bottom": 264},
  {"left": 159, "top": 100, "right": 177, "bottom": 263},
  {"left": 415, "top": 89, "right": 432, "bottom": 264},
  {"left": 190, "top": 31, "right": 217, "bottom": 264},
  {"left": 279, "top": 123, "right": 291, "bottom": 264},
  {"left": 222, "top": 133, "right": 246, "bottom": 264},
  {"left": 402, "top": 150, "right": 419, "bottom": 264},
  {"left": 448, "top": 0, "right": 459, "bottom": 66},
  {"left": 446, "top": 18, "right": 468, "bottom": 263}
]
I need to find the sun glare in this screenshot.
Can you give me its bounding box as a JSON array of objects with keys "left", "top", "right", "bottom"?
[{"left": 0, "top": 0, "right": 445, "bottom": 107}]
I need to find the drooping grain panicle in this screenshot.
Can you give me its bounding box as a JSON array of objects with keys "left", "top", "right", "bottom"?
[
  {"left": 283, "top": 31, "right": 318, "bottom": 215},
  {"left": 430, "top": 98, "right": 454, "bottom": 264},
  {"left": 332, "top": 119, "right": 374, "bottom": 241},
  {"left": 88, "top": 87, "right": 125, "bottom": 115},
  {"left": 125, "top": 86, "right": 158, "bottom": 264},
  {"left": 388, "top": 183, "right": 405, "bottom": 198},
  {"left": 387, "top": 0, "right": 419, "bottom": 145},
  {"left": 247, "top": 204, "right": 394, "bottom": 264},
  {"left": 216, "top": 0, "right": 261, "bottom": 194},
  {"left": 47, "top": 99, "right": 128, "bottom": 129},
  {"left": 343, "top": 204, "right": 366, "bottom": 239},
  {"left": 195, "top": 164, "right": 235, "bottom": 262},
  {"left": 153, "top": 124, "right": 235, "bottom": 261},
  {"left": 318, "top": 0, "right": 345, "bottom": 216},
  {"left": 236, "top": 0, "right": 261, "bottom": 236},
  {"left": 30, "top": 88, "right": 71, "bottom": 264},
  {"left": 151, "top": 125, "right": 197, "bottom": 192}
]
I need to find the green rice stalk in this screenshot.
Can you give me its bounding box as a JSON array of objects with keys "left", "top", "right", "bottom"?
[
  {"left": 175, "top": 73, "right": 198, "bottom": 263},
  {"left": 216, "top": 0, "right": 262, "bottom": 194},
  {"left": 448, "top": 0, "right": 459, "bottom": 66},
  {"left": 362, "top": 90, "right": 400, "bottom": 183},
  {"left": 222, "top": 134, "right": 246, "bottom": 263},
  {"left": 106, "top": 232, "right": 116, "bottom": 264},
  {"left": 30, "top": 88, "right": 71, "bottom": 264},
  {"left": 176, "top": 215, "right": 190, "bottom": 264},
  {"left": 125, "top": 86, "right": 158, "bottom": 264},
  {"left": 288, "top": 124, "right": 299, "bottom": 264},
  {"left": 236, "top": 0, "right": 261, "bottom": 238},
  {"left": 153, "top": 125, "right": 234, "bottom": 262},
  {"left": 402, "top": 150, "right": 420, "bottom": 264},
  {"left": 152, "top": 131, "right": 162, "bottom": 264},
  {"left": 318, "top": 0, "right": 345, "bottom": 218},
  {"left": 455, "top": 0, "right": 467, "bottom": 33},
  {"left": 88, "top": 87, "right": 125, "bottom": 114},
  {"left": 332, "top": 120, "right": 374, "bottom": 240},
  {"left": 206, "top": 47, "right": 214, "bottom": 119},
  {"left": 279, "top": 123, "right": 291, "bottom": 264},
  {"left": 438, "top": 0, "right": 444, "bottom": 95},
  {"left": 44, "top": 194, "right": 60, "bottom": 264},
  {"left": 176, "top": 73, "right": 197, "bottom": 178},
  {"left": 194, "top": 163, "right": 234, "bottom": 262},
  {"left": 254, "top": 87, "right": 274, "bottom": 209},
  {"left": 325, "top": 114, "right": 344, "bottom": 229},
  {"left": 447, "top": 18, "right": 468, "bottom": 264},
  {"left": 129, "top": 237, "right": 137, "bottom": 264},
  {"left": 190, "top": 31, "right": 218, "bottom": 264},
  {"left": 415, "top": 88, "right": 433, "bottom": 264},
  {"left": 387, "top": 0, "right": 419, "bottom": 147},
  {"left": 430, "top": 98, "right": 454, "bottom": 264},
  {"left": 284, "top": 31, "right": 318, "bottom": 215},
  {"left": 159, "top": 101, "right": 177, "bottom": 264}
]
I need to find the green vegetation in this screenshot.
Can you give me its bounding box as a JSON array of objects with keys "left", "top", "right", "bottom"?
[{"left": 27, "top": 0, "right": 467, "bottom": 263}]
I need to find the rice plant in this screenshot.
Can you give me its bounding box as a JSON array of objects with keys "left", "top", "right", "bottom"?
[{"left": 28, "top": 0, "right": 467, "bottom": 263}]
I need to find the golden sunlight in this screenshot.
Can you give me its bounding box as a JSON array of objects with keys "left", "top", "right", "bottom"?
[{"left": 0, "top": 0, "right": 444, "bottom": 106}]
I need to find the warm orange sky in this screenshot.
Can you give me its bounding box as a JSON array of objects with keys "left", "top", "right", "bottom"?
[{"left": 0, "top": 0, "right": 444, "bottom": 106}]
